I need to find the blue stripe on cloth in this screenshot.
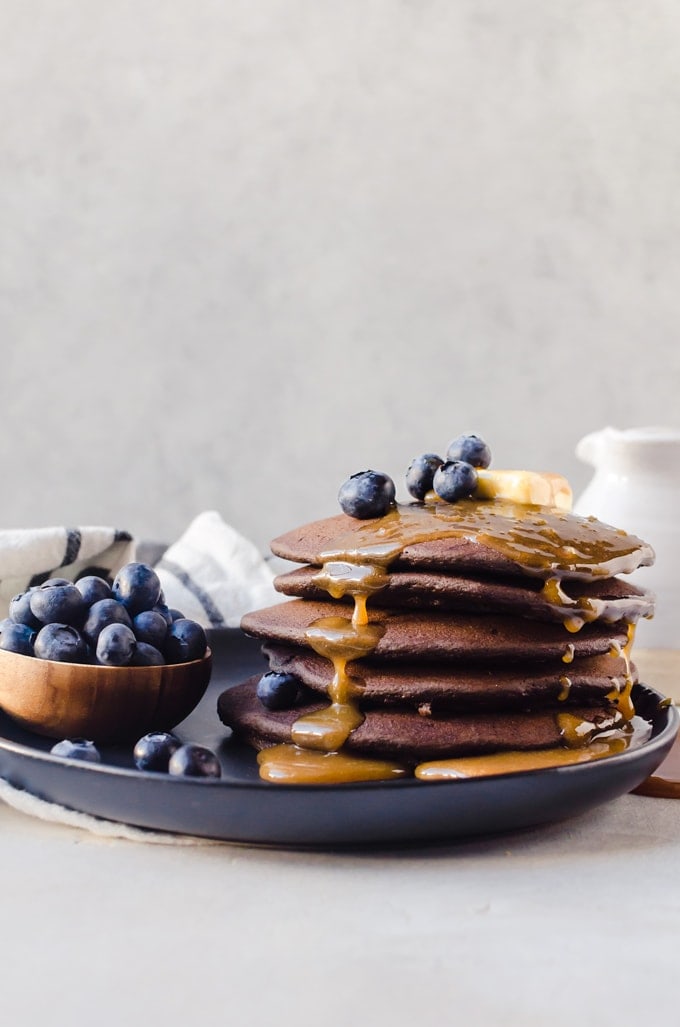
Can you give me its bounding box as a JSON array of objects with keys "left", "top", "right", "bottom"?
[
  {"left": 62, "top": 529, "right": 82, "bottom": 567},
  {"left": 155, "top": 558, "right": 226, "bottom": 628}
]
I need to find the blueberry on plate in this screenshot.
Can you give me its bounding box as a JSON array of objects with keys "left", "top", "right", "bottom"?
[
  {"left": 130, "top": 641, "right": 165, "bottom": 666},
  {"left": 432, "top": 460, "right": 478, "bottom": 503},
  {"left": 82, "top": 598, "right": 132, "bottom": 645},
  {"left": 405, "top": 453, "right": 444, "bottom": 501},
  {"left": 96, "top": 623, "right": 137, "bottom": 666},
  {"left": 0, "top": 619, "right": 37, "bottom": 656},
  {"left": 338, "top": 470, "right": 396, "bottom": 519},
  {"left": 445, "top": 433, "right": 492, "bottom": 469},
  {"left": 164, "top": 619, "right": 207, "bottom": 663},
  {"left": 132, "top": 610, "right": 168, "bottom": 649},
  {"left": 256, "top": 671, "right": 302, "bottom": 710},
  {"left": 50, "top": 738, "right": 101, "bottom": 763},
  {"left": 133, "top": 731, "right": 181, "bottom": 771},
  {"left": 34, "top": 623, "right": 90, "bottom": 663},
  {"left": 168, "top": 743, "right": 221, "bottom": 778},
  {"left": 75, "top": 575, "right": 112, "bottom": 606},
  {"left": 112, "top": 563, "right": 162, "bottom": 615},
  {"left": 8, "top": 589, "right": 42, "bottom": 630},
  {"left": 29, "top": 582, "right": 87, "bottom": 627}
]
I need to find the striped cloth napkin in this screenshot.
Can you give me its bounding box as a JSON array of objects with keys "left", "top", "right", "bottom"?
[
  {"left": 0, "top": 512, "right": 283, "bottom": 628},
  {"left": 0, "top": 527, "right": 136, "bottom": 617}
]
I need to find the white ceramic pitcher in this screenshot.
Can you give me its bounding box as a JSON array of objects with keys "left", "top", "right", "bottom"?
[{"left": 573, "top": 425, "right": 680, "bottom": 650}]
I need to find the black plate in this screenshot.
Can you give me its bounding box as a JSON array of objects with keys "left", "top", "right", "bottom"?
[{"left": 0, "top": 630, "right": 676, "bottom": 848}]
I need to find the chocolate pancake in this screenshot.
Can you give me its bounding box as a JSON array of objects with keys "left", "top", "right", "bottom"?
[
  {"left": 274, "top": 565, "right": 654, "bottom": 625},
  {"left": 261, "top": 642, "right": 637, "bottom": 710},
  {"left": 218, "top": 677, "right": 625, "bottom": 761},
  {"left": 241, "top": 600, "right": 629, "bottom": 663},
  {"left": 270, "top": 505, "right": 654, "bottom": 581}
]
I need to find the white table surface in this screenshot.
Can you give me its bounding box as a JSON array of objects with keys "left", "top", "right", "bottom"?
[{"left": 2, "top": 787, "right": 679, "bottom": 1027}]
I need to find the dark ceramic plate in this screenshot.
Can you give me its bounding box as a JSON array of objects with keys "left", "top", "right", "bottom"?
[{"left": 0, "top": 630, "right": 676, "bottom": 848}]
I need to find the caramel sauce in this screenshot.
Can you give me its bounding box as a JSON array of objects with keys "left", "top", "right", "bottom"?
[
  {"left": 604, "top": 623, "right": 636, "bottom": 722},
  {"left": 258, "top": 745, "right": 407, "bottom": 784},
  {"left": 415, "top": 734, "right": 631, "bottom": 780},
  {"left": 258, "top": 500, "right": 647, "bottom": 785},
  {"left": 416, "top": 714, "right": 652, "bottom": 780},
  {"left": 557, "top": 709, "right": 620, "bottom": 746},
  {"left": 316, "top": 500, "right": 647, "bottom": 579}
]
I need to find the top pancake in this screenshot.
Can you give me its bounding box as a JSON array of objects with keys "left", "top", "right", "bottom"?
[{"left": 270, "top": 502, "right": 655, "bottom": 581}]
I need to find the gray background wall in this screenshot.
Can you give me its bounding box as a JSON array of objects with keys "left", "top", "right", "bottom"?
[{"left": 2, "top": 1, "right": 679, "bottom": 552}]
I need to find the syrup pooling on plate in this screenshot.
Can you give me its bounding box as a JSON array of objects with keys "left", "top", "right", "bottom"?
[
  {"left": 258, "top": 500, "right": 648, "bottom": 784},
  {"left": 417, "top": 712, "right": 653, "bottom": 781}
]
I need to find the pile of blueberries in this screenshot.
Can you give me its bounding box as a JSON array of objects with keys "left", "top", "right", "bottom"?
[
  {"left": 337, "top": 432, "right": 492, "bottom": 520},
  {"left": 0, "top": 561, "right": 220, "bottom": 777},
  {"left": 0, "top": 561, "right": 207, "bottom": 667}
]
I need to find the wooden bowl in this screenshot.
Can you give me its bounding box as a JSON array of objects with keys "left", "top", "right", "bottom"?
[{"left": 0, "top": 647, "right": 212, "bottom": 744}]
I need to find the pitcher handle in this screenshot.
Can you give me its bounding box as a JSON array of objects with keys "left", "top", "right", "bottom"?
[{"left": 575, "top": 429, "right": 608, "bottom": 468}]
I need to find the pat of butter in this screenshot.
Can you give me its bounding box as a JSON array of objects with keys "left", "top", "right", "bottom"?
[{"left": 474, "top": 469, "right": 572, "bottom": 511}]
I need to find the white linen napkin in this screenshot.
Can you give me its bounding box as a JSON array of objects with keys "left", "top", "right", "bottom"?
[{"left": 154, "top": 510, "right": 282, "bottom": 627}]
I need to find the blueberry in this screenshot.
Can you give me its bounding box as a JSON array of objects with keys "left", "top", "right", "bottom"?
[
  {"left": 8, "top": 589, "right": 42, "bottom": 630},
  {"left": 168, "top": 608, "right": 185, "bottom": 622},
  {"left": 75, "top": 575, "right": 112, "bottom": 606},
  {"left": 0, "top": 619, "right": 37, "bottom": 656},
  {"left": 153, "top": 603, "right": 174, "bottom": 627},
  {"left": 338, "top": 470, "right": 396, "bottom": 519},
  {"left": 96, "top": 623, "right": 137, "bottom": 666},
  {"left": 130, "top": 641, "right": 165, "bottom": 666},
  {"left": 34, "top": 623, "right": 90, "bottom": 663},
  {"left": 445, "top": 433, "right": 492, "bottom": 469},
  {"left": 50, "top": 738, "right": 101, "bottom": 763},
  {"left": 164, "top": 619, "right": 207, "bottom": 663},
  {"left": 82, "top": 598, "right": 132, "bottom": 645},
  {"left": 405, "top": 453, "right": 444, "bottom": 501},
  {"left": 168, "top": 744, "right": 221, "bottom": 778},
  {"left": 132, "top": 610, "right": 168, "bottom": 649},
  {"left": 112, "top": 563, "right": 162, "bottom": 615},
  {"left": 133, "top": 731, "right": 181, "bottom": 771},
  {"left": 29, "top": 582, "right": 87, "bottom": 626},
  {"left": 256, "top": 671, "right": 302, "bottom": 710},
  {"left": 432, "top": 460, "right": 478, "bottom": 503}
]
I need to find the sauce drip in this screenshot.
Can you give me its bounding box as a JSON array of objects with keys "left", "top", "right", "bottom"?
[
  {"left": 633, "top": 733, "right": 680, "bottom": 798},
  {"left": 258, "top": 500, "right": 646, "bottom": 785},
  {"left": 604, "top": 622, "right": 636, "bottom": 722}
]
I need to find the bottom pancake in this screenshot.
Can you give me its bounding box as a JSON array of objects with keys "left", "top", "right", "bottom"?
[
  {"left": 218, "top": 677, "right": 626, "bottom": 762},
  {"left": 262, "top": 642, "right": 636, "bottom": 711}
]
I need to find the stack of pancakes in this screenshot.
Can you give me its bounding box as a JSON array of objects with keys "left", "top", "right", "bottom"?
[{"left": 218, "top": 500, "right": 655, "bottom": 774}]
